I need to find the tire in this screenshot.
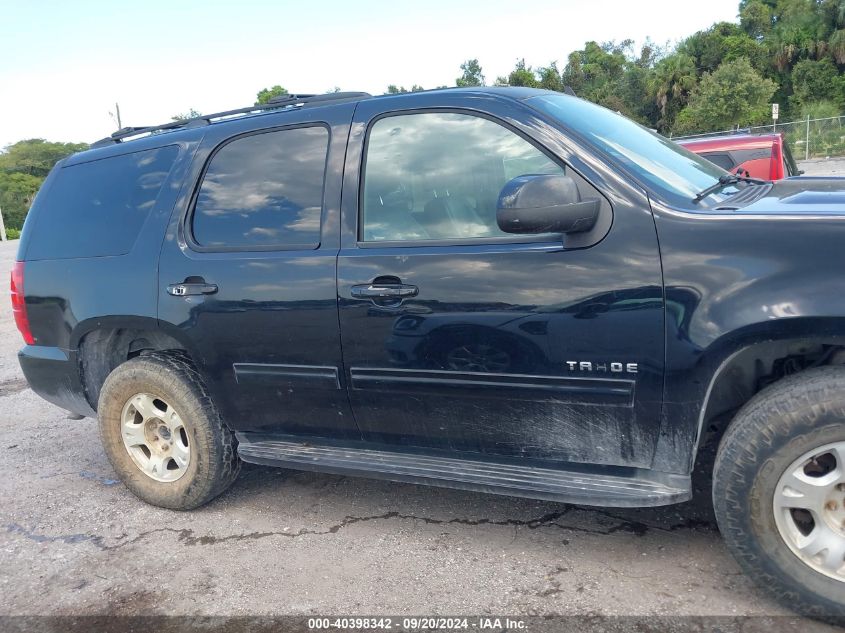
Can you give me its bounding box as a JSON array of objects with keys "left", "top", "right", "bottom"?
[
  {"left": 713, "top": 366, "right": 845, "bottom": 618},
  {"left": 97, "top": 351, "right": 240, "bottom": 510}
]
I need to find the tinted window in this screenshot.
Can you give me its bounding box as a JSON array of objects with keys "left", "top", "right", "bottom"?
[
  {"left": 700, "top": 152, "right": 736, "bottom": 171},
  {"left": 192, "top": 126, "right": 328, "bottom": 249},
  {"left": 731, "top": 148, "right": 771, "bottom": 164},
  {"left": 528, "top": 94, "right": 730, "bottom": 206},
  {"left": 26, "top": 146, "right": 178, "bottom": 260},
  {"left": 362, "top": 113, "right": 563, "bottom": 242}
]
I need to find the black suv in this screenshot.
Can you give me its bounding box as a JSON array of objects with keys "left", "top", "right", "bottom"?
[{"left": 12, "top": 88, "right": 845, "bottom": 616}]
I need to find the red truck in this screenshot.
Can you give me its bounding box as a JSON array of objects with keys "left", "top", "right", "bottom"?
[{"left": 677, "top": 132, "right": 801, "bottom": 180}]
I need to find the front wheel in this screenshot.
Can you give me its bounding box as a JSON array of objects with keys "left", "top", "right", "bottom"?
[
  {"left": 713, "top": 366, "right": 845, "bottom": 618},
  {"left": 97, "top": 352, "right": 240, "bottom": 510}
]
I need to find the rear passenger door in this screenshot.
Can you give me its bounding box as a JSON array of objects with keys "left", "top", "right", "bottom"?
[
  {"left": 158, "top": 105, "right": 361, "bottom": 439},
  {"left": 336, "top": 94, "right": 666, "bottom": 468}
]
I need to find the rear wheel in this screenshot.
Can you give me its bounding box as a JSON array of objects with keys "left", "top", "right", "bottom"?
[
  {"left": 713, "top": 366, "right": 845, "bottom": 617},
  {"left": 98, "top": 352, "right": 240, "bottom": 510}
]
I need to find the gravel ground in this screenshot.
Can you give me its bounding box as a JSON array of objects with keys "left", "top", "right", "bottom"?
[
  {"left": 798, "top": 157, "right": 845, "bottom": 176},
  {"left": 0, "top": 235, "right": 833, "bottom": 627}
]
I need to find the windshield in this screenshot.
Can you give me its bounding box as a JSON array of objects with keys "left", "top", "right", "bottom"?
[{"left": 527, "top": 94, "right": 729, "bottom": 207}]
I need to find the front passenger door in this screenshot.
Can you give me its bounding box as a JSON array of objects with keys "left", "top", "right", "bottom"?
[{"left": 337, "top": 96, "right": 665, "bottom": 468}]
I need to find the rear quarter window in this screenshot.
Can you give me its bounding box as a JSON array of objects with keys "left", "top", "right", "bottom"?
[{"left": 26, "top": 145, "right": 179, "bottom": 260}]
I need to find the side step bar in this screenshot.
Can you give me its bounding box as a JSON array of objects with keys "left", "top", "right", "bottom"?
[{"left": 236, "top": 435, "right": 690, "bottom": 508}]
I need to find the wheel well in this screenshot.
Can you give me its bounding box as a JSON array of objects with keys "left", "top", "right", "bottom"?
[
  {"left": 698, "top": 339, "right": 845, "bottom": 452},
  {"left": 78, "top": 328, "right": 187, "bottom": 409}
]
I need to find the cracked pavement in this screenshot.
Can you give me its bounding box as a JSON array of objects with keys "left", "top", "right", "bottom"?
[{"left": 0, "top": 239, "right": 798, "bottom": 617}]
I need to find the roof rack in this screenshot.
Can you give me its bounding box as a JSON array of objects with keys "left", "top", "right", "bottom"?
[{"left": 91, "top": 92, "right": 371, "bottom": 148}]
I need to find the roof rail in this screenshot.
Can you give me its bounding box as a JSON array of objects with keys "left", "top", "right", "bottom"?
[{"left": 90, "top": 92, "right": 371, "bottom": 148}]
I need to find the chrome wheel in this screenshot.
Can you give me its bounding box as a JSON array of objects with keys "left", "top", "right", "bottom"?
[
  {"left": 120, "top": 393, "right": 191, "bottom": 482},
  {"left": 773, "top": 441, "right": 845, "bottom": 581}
]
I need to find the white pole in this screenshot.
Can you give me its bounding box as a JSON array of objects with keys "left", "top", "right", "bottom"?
[
  {"left": 805, "top": 114, "right": 810, "bottom": 161},
  {"left": 0, "top": 206, "right": 6, "bottom": 242}
]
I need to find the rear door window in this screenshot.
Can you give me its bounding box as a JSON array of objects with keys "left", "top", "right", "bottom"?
[
  {"left": 26, "top": 145, "right": 179, "bottom": 260},
  {"left": 191, "top": 126, "right": 329, "bottom": 250}
]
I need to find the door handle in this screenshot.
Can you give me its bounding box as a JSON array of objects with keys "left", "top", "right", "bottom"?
[
  {"left": 167, "top": 282, "right": 218, "bottom": 296},
  {"left": 351, "top": 283, "right": 419, "bottom": 299}
]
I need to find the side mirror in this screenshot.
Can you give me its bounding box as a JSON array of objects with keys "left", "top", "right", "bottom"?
[{"left": 496, "top": 174, "right": 600, "bottom": 235}]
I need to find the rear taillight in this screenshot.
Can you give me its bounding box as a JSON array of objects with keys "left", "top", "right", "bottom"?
[{"left": 10, "top": 262, "right": 35, "bottom": 345}]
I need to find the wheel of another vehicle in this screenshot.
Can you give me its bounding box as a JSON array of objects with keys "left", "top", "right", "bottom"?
[
  {"left": 432, "top": 333, "right": 535, "bottom": 374},
  {"left": 97, "top": 352, "right": 240, "bottom": 510},
  {"left": 713, "top": 366, "right": 845, "bottom": 618},
  {"left": 446, "top": 342, "right": 512, "bottom": 373}
]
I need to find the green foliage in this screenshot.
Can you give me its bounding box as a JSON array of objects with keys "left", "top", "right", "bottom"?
[
  {"left": 800, "top": 99, "right": 841, "bottom": 119},
  {"left": 0, "top": 172, "right": 42, "bottom": 229},
  {"left": 740, "top": 0, "right": 774, "bottom": 37},
  {"left": 5, "top": 227, "right": 21, "bottom": 240},
  {"left": 649, "top": 53, "right": 698, "bottom": 131},
  {"left": 674, "top": 58, "right": 777, "bottom": 133},
  {"left": 0, "top": 139, "right": 88, "bottom": 178},
  {"left": 537, "top": 62, "right": 563, "bottom": 91},
  {"left": 505, "top": 59, "right": 540, "bottom": 87},
  {"left": 456, "top": 59, "right": 484, "bottom": 87},
  {"left": 789, "top": 58, "right": 845, "bottom": 109},
  {"left": 0, "top": 139, "right": 88, "bottom": 230},
  {"left": 472, "top": 0, "right": 845, "bottom": 134},
  {"left": 255, "top": 85, "right": 288, "bottom": 105},
  {"left": 171, "top": 108, "right": 203, "bottom": 122},
  {"left": 386, "top": 84, "right": 426, "bottom": 94},
  {"left": 558, "top": 41, "right": 659, "bottom": 122},
  {"left": 681, "top": 22, "right": 765, "bottom": 74}
]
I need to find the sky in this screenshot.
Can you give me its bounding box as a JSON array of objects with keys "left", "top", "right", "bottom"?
[{"left": 0, "top": 0, "right": 741, "bottom": 149}]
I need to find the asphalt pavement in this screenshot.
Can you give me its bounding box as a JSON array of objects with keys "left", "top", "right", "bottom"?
[{"left": 0, "top": 203, "right": 837, "bottom": 627}]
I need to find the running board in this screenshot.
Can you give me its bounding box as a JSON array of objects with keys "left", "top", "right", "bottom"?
[{"left": 236, "top": 435, "right": 690, "bottom": 508}]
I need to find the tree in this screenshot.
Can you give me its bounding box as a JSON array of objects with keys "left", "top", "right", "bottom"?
[
  {"left": 537, "top": 62, "right": 563, "bottom": 91},
  {"left": 680, "top": 22, "right": 765, "bottom": 74},
  {"left": 0, "top": 172, "right": 41, "bottom": 229},
  {"left": 0, "top": 139, "right": 88, "bottom": 178},
  {"left": 386, "top": 84, "right": 425, "bottom": 94},
  {"left": 829, "top": 28, "right": 845, "bottom": 63},
  {"left": 789, "top": 57, "right": 845, "bottom": 110},
  {"left": 456, "top": 59, "right": 485, "bottom": 87},
  {"left": 765, "top": 1, "right": 830, "bottom": 72},
  {"left": 561, "top": 51, "right": 585, "bottom": 94},
  {"left": 255, "top": 85, "right": 288, "bottom": 105},
  {"left": 649, "top": 53, "right": 698, "bottom": 131},
  {"left": 560, "top": 41, "right": 657, "bottom": 121},
  {"left": 504, "top": 59, "right": 539, "bottom": 87},
  {"left": 171, "top": 108, "right": 202, "bottom": 122},
  {"left": 740, "top": 0, "right": 774, "bottom": 38},
  {"left": 799, "top": 99, "right": 841, "bottom": 119},
  {"left": 674, "top": 58, "right": 777, "bottom": 133},
  {"left": 0, "top": 139, "right": 88, "bottom": 229}
]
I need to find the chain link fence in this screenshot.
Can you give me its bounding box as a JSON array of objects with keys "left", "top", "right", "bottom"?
[{"left": 672, "top": 115, "right": 845, "bottom": 160}]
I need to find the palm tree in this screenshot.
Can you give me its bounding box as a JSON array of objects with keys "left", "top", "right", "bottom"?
[
  {"left": 829, "top": 28, "right": 845, "bottom": 63},
  {"left": 649, "top": 53, "right": 698, "bottom": 124}
]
